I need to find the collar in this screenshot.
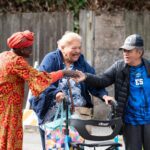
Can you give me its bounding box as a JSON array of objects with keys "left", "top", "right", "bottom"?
[{"left": 142, "top": 58, "right": 150, "bottom": 76}]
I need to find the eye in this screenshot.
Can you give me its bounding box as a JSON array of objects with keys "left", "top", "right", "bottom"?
[{"left": 71, "top": 47, "right": 81, "bottom": 50}]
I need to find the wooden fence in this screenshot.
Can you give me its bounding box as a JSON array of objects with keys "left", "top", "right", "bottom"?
[
  {"left": 0, "top": 10, "right": 150, "bottom": 68},
  {"left": 79, "top": 10, "right": 150, "bottom": 73},
  {"left": 0, "top": 12, "right": 73, "bottom": 65},
  {"left": 0, "top": 10, "right": 150, "bottom": 105},
  {"left": 79, "top": 10, "right": 150, "bottom": 98},
  {"left": 0, "top": 12, "right": 73, "bottom": 106}
]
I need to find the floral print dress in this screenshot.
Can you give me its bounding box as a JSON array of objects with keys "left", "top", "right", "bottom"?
[{"left": 0, "top": 51, "right": 63, "bottom": 150}]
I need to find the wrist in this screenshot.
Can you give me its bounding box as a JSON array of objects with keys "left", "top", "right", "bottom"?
[
  {"left": 84, "top": 73, "right": 87, "bottom": 81},
  {"left": 102, "top": 95, "right": 108, "bottom": 99}
]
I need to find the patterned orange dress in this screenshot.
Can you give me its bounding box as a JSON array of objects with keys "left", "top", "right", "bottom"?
[{"left": 0, "top": 51, "right": 63, "bottom": 150}]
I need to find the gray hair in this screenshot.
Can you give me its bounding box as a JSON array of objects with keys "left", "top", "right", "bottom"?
[
  {"left": 136, "top": 47, "right": 144, "bottom": 56},
  {"left": 136, "top": 47, "right": 144, "bottom": 51},
  {"left": 57, "top": 31, "right": 82, "bottom": 49}
]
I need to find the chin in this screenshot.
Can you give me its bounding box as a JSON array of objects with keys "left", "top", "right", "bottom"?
[
  {"left": 74, "top": 57, "right": 80, "bottom": 61},
  {"left": 126, "top": 62, "right": 133, "bottom": 66},
  {"left": 72, "top": 60, "right": 78, "bottom": 63},
  {"left": 124, "top": 59, "right": 129, "bottom": 63},
  {"left": 126, "top": 61, "right": 130, "bottom": 64}
]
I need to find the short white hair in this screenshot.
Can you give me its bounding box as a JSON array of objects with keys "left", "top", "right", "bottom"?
[{"left": 57, "top": 31, "right": 82, "bottom": 49}]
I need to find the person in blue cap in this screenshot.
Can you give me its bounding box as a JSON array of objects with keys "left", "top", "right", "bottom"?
[{"left": 75, "top": 34, "right": 150, "bottom": 150}]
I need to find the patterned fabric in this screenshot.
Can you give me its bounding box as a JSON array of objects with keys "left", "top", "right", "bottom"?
[
  {"left": 59, "top": 78, "right": 87, "bottom": 107},
  {"left": 0, "top": 51, "right": 63, "bottom": 150},
  {"left": 45, "top": 126, "right": 84, "bottom": 150},
  {"left": 61, "top": 63, "right": 86, "bottom": 107},
  {"left": 43, "top": 64, "right": 86, "bottom": 124}
]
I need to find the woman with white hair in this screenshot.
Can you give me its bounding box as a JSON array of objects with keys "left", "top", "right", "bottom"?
[{"left": 30, "top": 31, "right": 113, "bottom": 150}]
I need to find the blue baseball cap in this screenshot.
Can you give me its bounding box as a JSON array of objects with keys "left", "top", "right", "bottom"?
[{"left": 119, "top": 34, "right": 144, "bottom": 50}]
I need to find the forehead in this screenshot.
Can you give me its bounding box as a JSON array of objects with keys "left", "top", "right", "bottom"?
[
  {"left": 123, "top": 48, "right": 137, "bottom": 52},
  {"left": 66, "top": 40, "right": 81, "bottom": 46}
]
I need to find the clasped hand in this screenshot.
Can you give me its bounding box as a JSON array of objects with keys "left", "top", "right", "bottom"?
[{"left": 62, "top": 70, "right": 86, "bottom": 83}]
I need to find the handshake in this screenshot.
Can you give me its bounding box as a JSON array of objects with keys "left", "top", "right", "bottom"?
[{"left": 62, "top": 70, "right": 86, "bottom": 82}]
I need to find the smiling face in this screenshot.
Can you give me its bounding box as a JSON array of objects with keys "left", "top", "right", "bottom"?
[
  {"left": 123, "top": 48, "right": 143, "bottom": 66},
  {"left": 61, "top": 40, "right": 81, "bottom": 64}
]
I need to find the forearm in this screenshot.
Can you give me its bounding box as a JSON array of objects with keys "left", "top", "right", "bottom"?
[
  {"left": 85, "top": 73, "right": 114, "bottom": 88},
  {"left": 50, "top": 70, "right": 63, "bottom": 83},
  {"left": 85, "top": 73, "right": 105, "bottom": 88}
]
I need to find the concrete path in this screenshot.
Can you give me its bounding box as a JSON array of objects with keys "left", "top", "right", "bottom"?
[{"left": 23, "top": 126, "right": 42, "bottom": 150}]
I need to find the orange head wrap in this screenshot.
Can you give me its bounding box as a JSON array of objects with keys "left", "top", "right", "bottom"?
[{"left": 7, "top": 30, "right": 34, "bottom": 49}]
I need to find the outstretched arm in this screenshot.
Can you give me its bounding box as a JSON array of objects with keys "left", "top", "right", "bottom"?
[{"left": 75, "top": 61, "right": 117, "bottom": 88}]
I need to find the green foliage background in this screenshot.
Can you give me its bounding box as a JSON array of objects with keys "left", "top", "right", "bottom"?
[
  {"left": 1, "top": 0, "right": 149, "bottom": 12},
  {"left": 0, "top": 0, "right": 150, "bottom": 32}
]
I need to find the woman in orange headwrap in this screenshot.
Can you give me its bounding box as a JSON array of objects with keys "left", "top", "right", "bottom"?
[{"left": 0, "top": 30, "right": 77, "bottom": 150}]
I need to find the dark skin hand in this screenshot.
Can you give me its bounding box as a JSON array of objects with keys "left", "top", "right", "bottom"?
[{"left": 62, "top": 70, "right": 80, "bottom": 78}]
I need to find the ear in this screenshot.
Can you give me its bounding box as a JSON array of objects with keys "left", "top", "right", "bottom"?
[
  {"left": 138, "top": 50, "right": 143, "bottom": 57},
  {"left": 59, "top": 45, "right": 64, "bottom": 52}
]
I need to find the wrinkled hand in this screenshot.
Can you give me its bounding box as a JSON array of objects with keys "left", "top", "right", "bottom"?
[
  {"left": 73, "top": 70, "right": 87, "bottom": 83},
  {"left": 55, "top": 92, "right": 65, "bottom": 103},
  {"left": 102, "top": 95, "right": 115, "bottom": 105},
  {"left": 62, "top": 70, "right": 79, "bottom": 78}
]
